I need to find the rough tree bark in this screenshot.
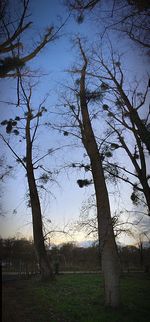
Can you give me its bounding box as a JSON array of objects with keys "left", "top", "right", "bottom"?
[
  {"left": 26, "top": 111, "right": 54, "bottom": 280},
  {"left": 78, "top": 40, "right": 120, "bottom": 307}
]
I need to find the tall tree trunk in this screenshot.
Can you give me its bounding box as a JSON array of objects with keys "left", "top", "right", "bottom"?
[
  {"left": 140, "top": 175, "right": 150, "bottom": 212},
  {"left": 26, "top": 113, "right": 53, "bottom": 280},
  {"left": 115, "top": 76, "right": 150, "bottom": 153},
  {"left": 78, "top": 43, "right": 120, "bottom": 307},
  {"left": 82, "top": 125, "right": 120, "bottom": 307},
  {"left": 131, "top": 109, "right": 150, "bottom": 153},
  {"left": 92, "top": 158, "right": 120, "bottom": 307}
]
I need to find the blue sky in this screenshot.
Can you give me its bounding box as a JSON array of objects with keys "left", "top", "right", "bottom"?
[{"left": 0, "top": 0, "right": 149, "bottom": 245}]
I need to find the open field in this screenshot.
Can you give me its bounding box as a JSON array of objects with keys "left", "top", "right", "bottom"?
[{"left": 2, "top": 273, "right": 150, "bottom": 322}]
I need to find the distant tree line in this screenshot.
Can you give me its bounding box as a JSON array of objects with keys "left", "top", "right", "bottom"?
[
  {"left": 118, "top": 244, "right": 150, "bottom": 272},
  {"left": 51, "top": 243, "right": 100, "bottom": 272},
  {"left": 1, "top": 238, "right": 150, "bottom": 274},
  {"left": 0, "top": 237, "right": 37, "bottom": 275},
  {"left": 52, "top": 242, "right": 150, "bottom": 273}
]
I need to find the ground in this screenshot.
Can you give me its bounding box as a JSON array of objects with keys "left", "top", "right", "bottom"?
[{"left": 2, "top": 273, "right": 150, "bottom": 322}]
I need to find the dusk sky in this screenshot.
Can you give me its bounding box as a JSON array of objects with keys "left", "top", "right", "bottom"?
[{"left": 0, "top": 0, "right": 149, "bottom": 246}]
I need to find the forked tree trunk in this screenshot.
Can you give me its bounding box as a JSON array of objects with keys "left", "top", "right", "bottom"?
[
  {"left": 119, "top": 85, "right": 150, "bottom": 153},
  {"left": 26, "top": 113, "right": 53, "bottom": 280},
  {"left": 78, "top": 41, "right": 120, "bottom": 307},
  {"left": 103, "top": 64, "right": 150, "bottom": 153}
]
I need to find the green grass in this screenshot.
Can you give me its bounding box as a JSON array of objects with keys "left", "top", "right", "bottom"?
[{"left": 2, "top": 273, "right": 150, "bottom": 322}]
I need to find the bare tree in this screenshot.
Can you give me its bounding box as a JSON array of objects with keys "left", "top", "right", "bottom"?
[
  {"left": 0, "top": 80, "right": 58, "bottom": 280},
  {"left": 86, "top": 45, "right": 150, "bottom": 213},
  {"left": 57, "top": 38, "right": 120, "bottom": 307},
  {"left": 66, "top": 0, "right": 150, "bottom": 50},
  {"left": 0, "top": 0, "right": 68, "bottom": 78}
]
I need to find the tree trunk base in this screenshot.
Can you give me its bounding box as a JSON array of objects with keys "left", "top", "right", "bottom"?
[
  {"left": 39, "top": 257, "right": 54, "bottom": 282},
  {"left": 103, "top": 271, "right": 120, "bottom": 308}
]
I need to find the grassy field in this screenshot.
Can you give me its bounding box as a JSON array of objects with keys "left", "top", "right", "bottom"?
[{"left": 2, "top": 273, "right": 150, "bottom": 322}]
